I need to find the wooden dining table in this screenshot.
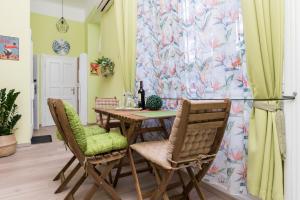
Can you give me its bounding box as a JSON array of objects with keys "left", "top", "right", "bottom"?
[
  {"left": 94, "top": 108, "right": 177, "bottom": 143},
  {"left": 94, "top": 108, "right": 177, "bottom": 186}
]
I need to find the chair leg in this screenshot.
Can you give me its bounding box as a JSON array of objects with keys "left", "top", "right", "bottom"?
[
  {"left": 186, "top": 167, "right": 205, "bottom": 200},
  {"left": 150, "top": 168, "right": 174, "bottom": 200},
  {"left": 159, "top": 119, "right": 169, "bottom": 139},
  {"left": 84, "top": 183, "right": 98, "bottom": 200},
  {"left": 185, "top": 163, "right": 210, "bottom": 195},
  {"left": 151, "top": 164, "right": 170, "bottom": 200},
  {"left": 177, "top": 170, "right": 190, "bottom": 200},
  {"left": 109, "top": 171, "right": 113, "bottom": 184},
  {"left": 87, "top": 161, "right": 121, "bottom": 200},
  {"left": 55, "top": 163, "right": 81, "bottom": 193},
  {"left": 64, "top": 173, "right": 87, "bottom": 200},
  {"left": 113, "top": 157, "right": 124, "bottom": 187},
  {"left": 113, "top": 121, "right": 140, "bottom": 187},
  {"left": 128, "top": 148, "right": 143, "bottom": 200},
  {"left": 53, "top": 155, "right": 76, "bottom": 181},
  {"left": 112, "top": 120, "right": 132, "bottom": 188},
  {"left": 139, "top": 134, "right": 153, "bottom": 174}
]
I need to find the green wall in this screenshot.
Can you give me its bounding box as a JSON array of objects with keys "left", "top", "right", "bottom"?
[
  {"left": 86, "top": 5, "right": 126, "bottom": 122},
  {"left": 31, "top": 13, "right": 86, "bottom": 56},
  {"left": 97, "top": 5, "right": 125, "bottom": 105},
  {"left": 86, "top": 6, "right": 125, "bottom": 123},
  {"left": 0, "top": 0, "right": 32, "bottom": 144},
  {"left": 86, "top": 23, "right": 101, "bottom": 123},
  {"left": 31, "top": 8, "right": 126, "bottom": 125},
  {"left": 31, "top": 13, "right": 86, "bottom": 124}
]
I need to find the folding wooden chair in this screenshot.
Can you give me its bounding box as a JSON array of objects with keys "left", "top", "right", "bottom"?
[
  {"left": 49, "top": 99, "right": 127, "bottom": 200},
  {"left": 95, "top": 97, "right": 121, "bottom": 131},
  {"left": 48, "top": 99, "right": 80, "bottom": 194},
  {"left": 129, "top": 99, "right": 231, "bottom": 200}
]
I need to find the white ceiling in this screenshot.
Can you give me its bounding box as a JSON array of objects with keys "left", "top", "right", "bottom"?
[
  {"left": 40, "top": 0, "right": 92, "bottom": 9},
  {"left": 31, "top": 0, "right": 99, "bottom": 22}
]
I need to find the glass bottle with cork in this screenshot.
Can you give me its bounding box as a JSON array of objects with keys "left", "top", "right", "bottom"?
[{"left": 138, "top": 81, "right": 145, "bottom": 109}]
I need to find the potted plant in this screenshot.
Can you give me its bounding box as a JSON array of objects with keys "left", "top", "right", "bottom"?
[
  {"left": 0, "top": 89, "right": 21, "bottom": 157},
  {"left": 95, "top": 56, "right": 115, "bottom": 77}
]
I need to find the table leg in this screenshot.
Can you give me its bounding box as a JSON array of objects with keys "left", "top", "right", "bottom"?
[
  {"left": 105, "top": 114, "right": 111, "bottom": 132},
  {"left": 120, "top": 120, "right": 128, "bottom": 137},
  {"left": 159, "top": 118, "right": 169, "bottom": 139},
  {"left": 113, "top": 121, "right": 139, "bottom": 187}
]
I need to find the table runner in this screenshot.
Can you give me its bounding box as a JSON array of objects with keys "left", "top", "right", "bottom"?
[{"left": 132, "top": 110, "right": 177, "bottom": 118}]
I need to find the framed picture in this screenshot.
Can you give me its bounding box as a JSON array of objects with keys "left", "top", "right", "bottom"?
[
  {"left": 0, "top": 35, "right": 19, "bottom": 61},
  {"left": 90, "top": 63, "right": 100, "bottom": 75}
]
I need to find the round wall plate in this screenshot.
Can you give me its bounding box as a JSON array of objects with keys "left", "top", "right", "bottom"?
[{"left": 52, "top": 39, "right": 70, "bottom": 55}]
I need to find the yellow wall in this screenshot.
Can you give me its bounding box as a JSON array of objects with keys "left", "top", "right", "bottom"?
[
  {"left": 0, "top": 0, "right": 32, "bottom": 144},
  {"left": 30, "top": 7, "right": 126, "bottom": 125},
  {"left": 31, "top": 13, "right": 86, "bottom": 56},
  {"left": 31, "top": 13, "right": 87, "bottom": 124},
  {"left": 98, "top": 6, "right": 125, "bottom": 105},
  {"left": 86, "top": 23, "right": 101, "bottom": 123},
  {"left": 85, "top": 6, "right": 125, "bottom": 123}
]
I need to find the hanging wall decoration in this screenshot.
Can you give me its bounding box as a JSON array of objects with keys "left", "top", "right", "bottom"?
[
  {"left": 95, "top": 56, "right": 115, "bottom": 77},
  {"left": 0, "top": 35, "right": 19, "bottom": 61},
  {"left": 56, "top": 0, "right": 69, "bottom": 33},
  {"left": 90, "top": 63, "right": 100, "bottom": 75},
  {"left": 52, "top": 39, "right": 70, "bottom": 55}
]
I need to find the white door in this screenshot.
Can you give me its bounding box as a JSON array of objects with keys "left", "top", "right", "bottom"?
[{"left": 42, "top": 55, "right": 78, "bottom": 126}]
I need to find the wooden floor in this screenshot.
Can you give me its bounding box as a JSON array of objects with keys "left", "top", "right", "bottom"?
[{"left": 0, "top": 127, "right": 233, "bottom": 200}]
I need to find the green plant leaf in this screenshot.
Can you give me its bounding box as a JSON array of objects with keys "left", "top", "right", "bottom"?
[{"left": 0, "top": 88, "right": 21, "bottom": 136}]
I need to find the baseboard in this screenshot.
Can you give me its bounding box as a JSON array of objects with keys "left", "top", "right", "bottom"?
[
  {"left": 201, "top": 181, "right": 259, "bottom": 200},
  {"left": 200, "top": 182, "right": 238, "bottom": 200},
  {"left": 17, "top": 143, "right": 31, "bottom": 148}
]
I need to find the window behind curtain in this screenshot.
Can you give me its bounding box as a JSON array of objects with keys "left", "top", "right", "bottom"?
[{"left": 136, "top": 0, "right": 251, "bottom": 195}]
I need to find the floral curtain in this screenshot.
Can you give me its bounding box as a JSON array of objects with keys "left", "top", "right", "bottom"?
[{"left": 136, "top": 0, "right": 252, "bottom": 195}]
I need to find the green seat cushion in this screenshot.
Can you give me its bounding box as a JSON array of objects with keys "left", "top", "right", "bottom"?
[
  {"left": 63, "top": 102, "right": 87, "bottom": 152},
  {"left": 84, "top": 132, "right": 128, "bottom": 156},
  {"left": 56, "top": 125, "right": 106, "bottom": 141},
  {"left": 85, "top": 125, "right": 106, "bottom": 137},
  {"left": 109, "top": 131, "right": 128, "bottom": 150},
  {"left": 85, "top": 133, "right": 113, "bottom": 156}
]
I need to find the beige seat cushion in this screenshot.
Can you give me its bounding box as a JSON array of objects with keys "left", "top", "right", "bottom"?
[{"left": 130, "top": 140, "right": 172, "bottom": 170}]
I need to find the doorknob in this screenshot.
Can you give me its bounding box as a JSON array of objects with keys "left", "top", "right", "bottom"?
[{"left": 71, "top": 87, "right": 75, "bottom": 95}]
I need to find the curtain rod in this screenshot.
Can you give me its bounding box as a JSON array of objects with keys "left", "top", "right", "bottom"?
[{"left": 161, "top": 92, "right": 297, "bottom": 101}]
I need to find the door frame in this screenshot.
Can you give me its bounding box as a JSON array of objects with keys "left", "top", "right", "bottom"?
[
  {"left": 33, "top": 54, "right": 39, "bottom": 130},
  {"left": 78, "top": 53, "right": 88, "bottom": 125},
  {"left": 41, "top": 54, "right": 81, "bottom": 127},
  {"left": 284, "top": 0, "right": 300, "bottom": 199}
]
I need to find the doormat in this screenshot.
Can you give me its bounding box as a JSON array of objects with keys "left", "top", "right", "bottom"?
[{"left": 31, "top": 135, "right": 52, "bottom": 144}]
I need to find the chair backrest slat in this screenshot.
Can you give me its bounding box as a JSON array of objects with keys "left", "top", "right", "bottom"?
[
  {"left": 95, "top": 97, "right": 119, "bottom": 109},
  {"left": 188, "top": 112, "right": 226, "bottom": 123},
  {"left": 187, "top": 121, "right": 224, "bottom": 130},
  {"left": 49, "top": 99, "right": 86, "bottom": 164},
  {"left": 190, "top": 101, "right": 228, "bottom": 111},
  {"left": 48, "top": 99, "right": 68, "bottom": 143},
  {"left": 167, "top": 99, "right": 231, "bottom": 163},
  {"left": 95, "top": 97, "right": 119, "bottom": 124}
]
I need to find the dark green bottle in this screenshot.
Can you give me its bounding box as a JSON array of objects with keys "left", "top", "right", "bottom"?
[{"left": 138, "top": 81, "right": 145, "bottom": 109}]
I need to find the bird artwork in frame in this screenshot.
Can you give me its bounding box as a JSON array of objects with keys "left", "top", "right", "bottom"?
[
  {"left": 0, "top": 35, "right": 19, "bottom": 61},
  {"left": 90, "top": 63, "right": 100, "bottom": 75}
]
